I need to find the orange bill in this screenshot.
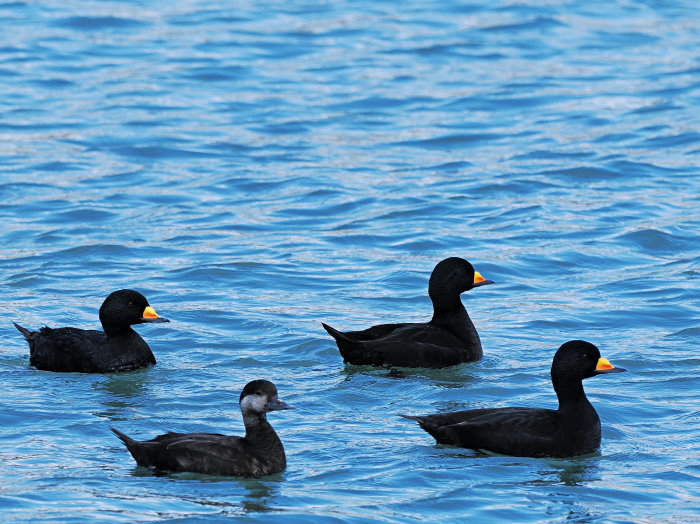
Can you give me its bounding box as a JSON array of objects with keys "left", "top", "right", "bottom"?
[
  {"left": 142, "top": 306, "right": 160, "bottom": 319},
  {"left": 471, "top": 271, "right": 495, "bottom": 288},
  {"left": 595, "top": 357, "right": 625, "bottom": 373}
]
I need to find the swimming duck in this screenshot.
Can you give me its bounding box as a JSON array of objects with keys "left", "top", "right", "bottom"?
[
  {"left": 111, "top": 380, "right": 292, "bottom": 477},
  {"left": 14, "top": 289, "right": 169, "bottom": 373},
  {"left": 400, "top": 340, "right": 625, "bottom": 458},
  {"left": 322, "top": 257, "right": 494, "bottom": 368}
]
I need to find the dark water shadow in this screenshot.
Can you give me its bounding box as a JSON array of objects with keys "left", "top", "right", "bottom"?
[
  {"left": 239, "top": 478, "right": 280, "bottom": 513},
  {"left": 529, "top": 456, "right": 604, "bottom": 522},
  {"left": 339, "top": 362, "right": 482, "bottom": 388},
  {"left": 434, "top": 446, "right": 602, "bottom": 487},
  {"left": 540, "top": 455, "right": 602, "bottom": 486},
  {"left": 129, "top": 466, "right": 282, "bottom": 513},
  {"left": 92, "top": 369, "right": 153, "bottom": 418}
]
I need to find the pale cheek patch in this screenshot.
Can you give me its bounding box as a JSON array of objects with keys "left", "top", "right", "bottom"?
[{"left": 240, "top": 395, "right": 267, "bottom": 413}]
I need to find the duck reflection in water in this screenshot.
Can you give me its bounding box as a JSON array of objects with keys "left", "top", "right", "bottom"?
[{"left": 241, "top": 479, "right": 279, "bottom": 513}]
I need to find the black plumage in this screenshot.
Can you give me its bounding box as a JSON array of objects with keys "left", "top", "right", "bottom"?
[
  {"left": 400, "top": 340, "right": 626, "bottom": 458},
  {"left": 322, "top": 257, "right": 494, "bottom": 368},
  {"left": 111, "top": 380, "right": 292, "bottom": 477},
  {"left": 14, "top": 289, "right": 169, "bottom": 373}
]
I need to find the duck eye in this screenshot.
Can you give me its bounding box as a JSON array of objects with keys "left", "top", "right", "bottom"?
[
  {"left": 129, "top": 301, "right": 133, "bottom": 306},
  {"left": 256, "top": 391, "right": 263, "bottom": 396}
]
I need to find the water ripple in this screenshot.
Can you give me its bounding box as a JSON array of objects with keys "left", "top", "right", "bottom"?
[{"left": 1, "top": 0, "right": 699, "bottom": 522}]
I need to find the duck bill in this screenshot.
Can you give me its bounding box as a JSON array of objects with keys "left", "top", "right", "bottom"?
[
  {"left": 471, "top": 271, "right": 495, "bottom": 288},
  {"left": 267, "top": 398, "right": 293, "bottom": 411},
  {"left": 594, "top": 357, "right": 625, "bottom": 374},
  {"left": 141, "top": 306, "right": 170, "bottom": 323}
]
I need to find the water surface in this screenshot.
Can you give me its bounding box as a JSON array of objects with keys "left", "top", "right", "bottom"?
[{"left": 1, "top": 0, "right": 699, "bottom": 522}]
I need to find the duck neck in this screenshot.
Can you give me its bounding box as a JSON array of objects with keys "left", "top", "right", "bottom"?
[
  {"left": 429, "top": 292, "right": 480, "bottom": 346},
  {"left": 243, "top": 412, "right": 285, "bottom": 464},
  {"left": 243, "top": 413, "right": 277, "bottom": 439},
  {"left": 553, "top": 375, "right": 601, "bottom": 454},
  {"left": 553, "top": 375, "right": 593, "bottom": 411},
  {"left": 430, "top": 289, "right": 464, "bottom": 320},
  {"left": 102, "top": 323, "right": 136, "bottom": 339}
]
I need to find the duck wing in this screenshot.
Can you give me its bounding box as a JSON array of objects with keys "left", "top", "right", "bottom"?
[
  {"left": 335, "top": 322, "right": 412, "bottom": 341},
  {"left": 134, "top": 433, "right": 284, "bottom": 477},
  {"left": 18, "top": 324, "right": 107, "bottom": 372},
  {"left": 403, "top": 407, "right": 560, "bottom": 457},
  {"left": 163, "top": 434, "right": 279, "bottom": 476},
  {"left": 323, "top": 322, "right": 466, "bottom": 367},
  {"left": 113, "top": 429, "right": 248, "bottom": 475}
]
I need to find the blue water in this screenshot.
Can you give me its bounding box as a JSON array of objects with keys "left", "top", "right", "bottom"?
[{"left": 1, "top": 0, "right": 699, "bottom": 521}]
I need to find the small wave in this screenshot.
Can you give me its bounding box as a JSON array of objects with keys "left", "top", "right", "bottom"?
[{"left": 52, "top": 16, "right": 147, "bottom": 31}]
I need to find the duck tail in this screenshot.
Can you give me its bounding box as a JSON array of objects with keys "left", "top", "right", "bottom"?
[
  {"left": 398, "top": 414, "right": 434, "bottom": 431},
  {"left": 111, "top": 426, "right": 151, "bottom": 466},
  {"left": 398, "top": 414, "right": 424, "bottom": 423},
  {"left": 322, "top": 322, "right": 375, "bottom": 364},
  {"left": 13, "top": 322, "right": 34, "bottom": 342},
  {"left": 110, "top": 426, "right": 136, "bottom": 447},
  {"left": 398, "top": 414, "right": 446, "bottom": 442},
  {"left": 321, "top": 322, "right": 353, "bottom": 343}
]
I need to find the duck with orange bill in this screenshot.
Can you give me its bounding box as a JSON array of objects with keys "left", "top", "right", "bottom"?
[
  {"left": 400, "top": 340, "right": 625, "bottom": 458},
  {"left": 322, "top": 257, "right": 494, "bottom": 368},
  {"left": 14, "top": 289, "right": 169, "bottom": 373}
]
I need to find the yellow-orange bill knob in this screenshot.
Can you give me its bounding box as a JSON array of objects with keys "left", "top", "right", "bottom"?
[
  {"left": 142, "top": 306, "right": 160, "bottom": 319},
  {"left": 596, "top": 357, "right": 615, "bottom": 371},
  {"left": 474, "top": 271, "right": 486, "bottom": 284}
]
